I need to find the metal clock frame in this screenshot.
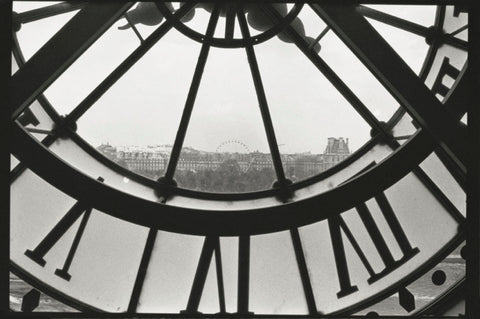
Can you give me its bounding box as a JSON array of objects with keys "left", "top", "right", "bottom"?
[{"left": 4, "top": 0, "right": 477, "bottom": 317}]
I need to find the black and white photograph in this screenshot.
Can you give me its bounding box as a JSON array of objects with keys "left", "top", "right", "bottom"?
[{"left": 3, "top": 0, "right": 478, "bottom": 317}]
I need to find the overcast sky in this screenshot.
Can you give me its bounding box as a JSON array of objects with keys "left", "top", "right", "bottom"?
[{"left": 14, "top": 2, "right": 435, "bottom": 154}]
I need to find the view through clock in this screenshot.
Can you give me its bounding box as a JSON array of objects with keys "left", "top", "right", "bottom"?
[{"left": 8, "top": 0, "right": 469, "bottom": 317}]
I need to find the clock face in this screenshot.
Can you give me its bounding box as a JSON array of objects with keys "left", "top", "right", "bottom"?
[{"left": 9, "top": 1, "right": 468, "bottom": 316}]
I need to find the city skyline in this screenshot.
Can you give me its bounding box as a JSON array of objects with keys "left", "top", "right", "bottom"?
[{"left": 97, "top": 135, "right": 352, "bottom": 155}]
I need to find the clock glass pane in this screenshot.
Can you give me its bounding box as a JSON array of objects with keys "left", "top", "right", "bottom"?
[{"left": 10, "top": 1, "right": 467, "bottom": 316}]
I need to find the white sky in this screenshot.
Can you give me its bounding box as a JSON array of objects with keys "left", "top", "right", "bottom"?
[{"left": 14, "top": 2, "right": 435, "bottom": 154}]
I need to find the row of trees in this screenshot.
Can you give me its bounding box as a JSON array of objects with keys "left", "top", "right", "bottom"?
[
  {"left": 122, "top": 159, "right": 328, "bottom": 192},
  {"left": 129, "top": 159, "right": 285, "bottom": 192}
]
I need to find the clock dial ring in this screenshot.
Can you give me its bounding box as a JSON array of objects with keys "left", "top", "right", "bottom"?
[
  {"left": 11, "top": 117, "right": 462, "bottom": 236},
  {"left": 10, "top": 3, "right": 468, "bottom": 236},
  {"left": 10, "top": 3, "right": 461, "bottom": 201},
  {"left": 10, "top": 2, "right": 467, "bottom": 315}
]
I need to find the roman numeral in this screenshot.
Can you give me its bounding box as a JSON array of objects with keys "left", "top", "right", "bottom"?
[
  {"left": 183, "top": 236, "right": 252, "bottom": 314},
  {"left": 431, "top": 57, "right": 461, "bottom": 99},
  {"left": 182, "top": 236, "right": 226, "bottom": 314},
  {"left": 290, "top": 228, "right": 317, "bottom": 314},
  {"left": 237, "top": 236, "right": 252, "bottom": 315},
  {"left": 329, "top": 192, "right": 419, "bottom": 298},
  {"left": 24, "top": 177, "right": 104, "bottom": 281}
]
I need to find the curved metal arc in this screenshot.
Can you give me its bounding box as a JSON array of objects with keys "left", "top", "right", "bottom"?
[
  {"left": 13, "top": 63, "right": 469, "bottom": 235},
  {"left": 11, "top": 121, "right": 435, "bottom": 236},
  {"left": 155, "top": 1, "right": 304, "bottom": 48},
  {"left": 12, "top": 68, "right": 468, "bottom": 235},
  {"left": 67, "top": 126, "right": 380, "bottom": 201}
]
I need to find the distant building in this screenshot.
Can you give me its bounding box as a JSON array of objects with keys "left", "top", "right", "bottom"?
[
  {"left": 97, "top": 137, "right": 351, "bottom": 178},
  {"left": 323, "top": 137, "right": 350, "bottom": 170}
]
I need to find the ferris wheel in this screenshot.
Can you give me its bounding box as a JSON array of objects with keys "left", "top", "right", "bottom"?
[{"left": 215, "top": 139, "right": 251, "bottom": 153}]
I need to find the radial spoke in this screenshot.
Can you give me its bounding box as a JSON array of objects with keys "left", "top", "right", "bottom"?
[
  {"left": 357, "top": 5, "right": 467, "bottom": 51},
  {"left": 124, "top": 13, "right": 145, "bottom": 44},
  {"left": 225, "top": 6, "right": 236, "bottom": 40},
  {"left": 11, "top": 2, "right": 133, "bottom": 121},
  {"left": 237, "top": 9, "right": 287, "bottom": 186},
  {"left": 450, "top": 24, "right": 468, "bottom": 36},
  {"left": 290, "top": 228, "right": 317, "bottom": 315},
  {"left": 441, "top": 33, "right": 468, "bottom": 51},
  {"left": 128, "top": 227, "right": 157, "bottom": 312},
  {"left": 163, "top": 7, "right": 220, "bottom": 182},
  {"left": 357, "top": 5, "right": 429, "bottom": 38},
  {"left": 14, "top": 1, "right": 87, "bottom": 25},
  {"left": 311, "top": 3, "right": 467, "bottom": 173},
  {"left": 66, "top": 3, "right": 196, "bottom": 124},
  {"left": 262, "top": 4, "right": 391, "bottom": 142}
]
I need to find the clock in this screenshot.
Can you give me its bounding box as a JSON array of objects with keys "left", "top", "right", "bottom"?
[{"left": 9, "top": 1, "right": 469, "bottom": 316}]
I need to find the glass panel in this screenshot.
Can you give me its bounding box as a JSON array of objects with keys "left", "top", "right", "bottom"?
[
  {"left": 47, "top": 135, "right": 281, "bottom": 211},
  {"left": 366, "top": 18, "right": 431, "bottom": 75},
  {"left": 197, "top": 253, "right": 221, "bottom": 313},
  {"left": 175, "top": 45, "right": 275, "bottom": 192},
  {"left": 294, "top": 144, "right": 392, "bottom": 199},
  {"left": 137, "top": 231, "right": 204, "bottom": 313},
  {"left": 76, "top": 28, "right": 202, "bottom": 180},
  {"left": 196, "top": 237, "right": 239, "bottom": 313},
  {"left": 11, "top": 169, "right": 149, "bottom": 311},
  {"left": 250, "top": 231, "right": 308, "bottom": 314},
  {"left": 181, "top": 3, "right": 215, "bottom": 36},
  {"left": 13, "top": 1, "right": 79, "bottom": 62},
  {"left": 48, "top": 138, "right": 160, "bottom": 203},
  {"left": 11, "top": 154, "right": 20, "bottom": 171},
  {"left": 42, "top": 14, "right": 139, "bottom": 115},
  {"left": 365, "top": 5, "right": 436, "bottom": 27},
  {"left": 391, "top": 112, "right": 416, "bottom": 144},
  {"left": 219, "top": 237, "right": 238, "bottom": 313},
  {"left": 255, "top": 33, "right": 367, "bottom": 182},
  {"left": 295, "top": 5, "right": 328, "bottom": 45},
  {"left": 298, "top": 170, "right": 460, "bottom": 314},
  {"left": 13, "top": 1, "right": 59, "bottom": 12},
  {"left": 419, "top": 152, "right": 466, "bottom": 216},
  {"left": 319, "top": 29, "right": 399, "bottom": 122},
  {"left": 11, "top": 53, "right": 18, "bottom": 74},
  {"left": 443, "top": 6, "right": 468, "bottom": 38}
]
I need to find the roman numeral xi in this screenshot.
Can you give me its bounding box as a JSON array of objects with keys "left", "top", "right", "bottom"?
[{"left": 24, "top": 177, "right": 104, "bottom": 281}]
